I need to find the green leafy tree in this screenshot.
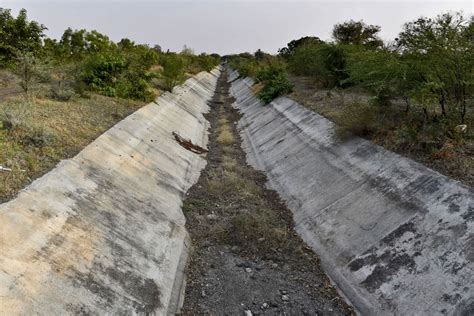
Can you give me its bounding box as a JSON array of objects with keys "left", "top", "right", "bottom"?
[
  {"left": 278, "top": 36, "right": 323, "bottom": 59},
  {"left": 59, "top": 28, "right": 113, "bottom": 60},
  {"left": 333, "top": 20, "right": 383, "bottom": 49},
  {"left": 0, "top": 8, "right": 46, "bottom": 65},
  {"left": 288, "top": 43, "right": 353, "bottom": 88},
  {"left": 397, "top": 12, "right": 473, "bottom": 122},
  {"left": 118, "top": 38, "right": 135, "bottom": 51},
  {"left": 254, "top": 49, "right": 266, "bottom": 62},
  {"left": 14, "top": 51, "right": 37, "bottom": 95},
  {"left": 345, "top": 48, "right": 419, "bottom": 107},
  {"left": 160, "top": 54, "right": 185, "bottom": 91}
]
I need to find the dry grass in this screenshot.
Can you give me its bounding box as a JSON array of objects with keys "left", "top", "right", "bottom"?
[
  {"left": 222, "top": 156, "right": 237, "bottom": 171},
  {"left": 217, "top": 128, "right": 234, "bottom": 145},
  {"left": 251, "top": 82, "right": 264, "bottom": 95},
  {"left": 0, "top": 90, "right": 142, "bottom": 202},
  {"left": 217, "top": 117, "right": 235, "bottom": 146}
]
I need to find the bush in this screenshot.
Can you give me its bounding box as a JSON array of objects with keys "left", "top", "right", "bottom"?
[
  {"left": 255, "top": 63, "right": 286, "bottom": 82},
  {"left": 49, "top": 85, "right": 74, "bottom": 101},
  {"left": 160, "top": 54, "right": 186, "bottom": 91},
  {"left": 17, "top": 124, "right": 56, "bottom": 147},
  {"left": 78, "top": 48, "right": 157, "bottom": 101},
  {"left": 79, "top": 52, "right": 126, "bottom": 97},
  {"left": 257, "top": 72, "right": 293, "bottom": 104},
  {"left": 289, "top": 43, "right": 351, "bottom": 88}
]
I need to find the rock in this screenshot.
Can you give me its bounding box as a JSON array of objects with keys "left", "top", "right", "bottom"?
[
  {"left": 245, "top": 267, "right": 252, "bottom": 273},
  {"left": 455, "top": 124, "right": 467, "bottom": 133},
  {"left": 261, "top": 303, "right": 269, "bottom": 309},
  {"left": 206, "top": 214, "right": 218, "bottom": 220},
  {"left": 244, "top": 310, "right": 252, "bottom": 316},
  {"left": 201, "top": 290, "right": 206, "bottom": 298},
  {"left": 281, "top": 294, "right": 290, "bottom": 301},
  {"left": 231, "top": 245, "right": 240, "bottom": 252}
]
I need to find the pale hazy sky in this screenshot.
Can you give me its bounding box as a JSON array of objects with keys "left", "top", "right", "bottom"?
[{"left": 2, "top": 0, "right": 472, "bottom": 55}]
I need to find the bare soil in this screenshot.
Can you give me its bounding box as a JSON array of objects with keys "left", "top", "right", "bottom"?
[{"left": 181, "top": 72, "right": 354, "bottom": 315}]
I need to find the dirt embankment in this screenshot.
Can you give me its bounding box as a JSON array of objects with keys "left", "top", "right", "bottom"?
[{"left": 181, "top": 72, "right": 354, "bottom": 315}]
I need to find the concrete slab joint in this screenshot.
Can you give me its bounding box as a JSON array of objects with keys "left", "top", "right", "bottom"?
[
  {"left": 228, "top": 66, "right": 474, "bottom": 316},
  {"left": 0, "top": 67, "right": 222, "bottom": 315}
]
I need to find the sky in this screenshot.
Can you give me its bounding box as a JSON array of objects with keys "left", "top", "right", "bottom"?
[{"left": 2, "top": 0, "right": 472, "bottom": 55}]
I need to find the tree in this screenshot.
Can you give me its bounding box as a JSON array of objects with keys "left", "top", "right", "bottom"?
[
  {"left": 254, "top": 49, "right": 265, "bottom": 61},
  {"left": 14, "top": 51, "right": 37, "bottom": 95},
  {"left": 345, "top": 48, "right": 419, "bottom": 107},
  {"left": 397, "top": 12, "right": 473, "bottom": 122},
  {"left": 332, "top": 20, "right": 383, "bottom": 49},
  {"left": 152, "top": 44, "right": 162, "bottom": 53},
  {"left": 161, "top": 54, "right": 185, "bottom": 91},
  {"left": 288, "top": 42, "right": 352, "bottom": 88},
  {"left": 0, "top": 8, "right": 46, "bottom": 65},
  {"left": 59, "top": 28, "right": 113, "bottom": 59},
  {"left": 278, "top": 36, "right": 323, "bottom": 59}
]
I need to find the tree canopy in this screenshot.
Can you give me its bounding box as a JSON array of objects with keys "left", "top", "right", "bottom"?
[
  {"left": 332, "top": 20, "right": 383, "bottom": 49},
  {"left": 0, "top": 8, "right": 46, "bottom": 65}
]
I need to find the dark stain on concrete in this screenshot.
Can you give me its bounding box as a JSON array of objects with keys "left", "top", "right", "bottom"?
[
  {"left": 464, "top": 234, "right": 474, "bottom": 262},
  {"left": 442, "top": 193, "right": 463, "bottom": 214},
  {"left": 381, "top": 222, "right": 416, "bottom": 246},
  {"left": 105, "top": 267, "right": 162, "bottom": 314},
  {"left": 351, "top": 143, "right": 379, "bottom": 159},
  {"left": 453, "top": 298, "right": 474, "bottom": 316},
  {"left": 348, "top": 222, "right": 423, "bottom": 292},
  {"left": 442, "top": 293, "right": 462, "bottom": 305},
  {"left": 360, "top": 252, "right": 419, "bottom": 293},
  {"left": 461, "top": 206, "right": 474, "bottom": 222}
]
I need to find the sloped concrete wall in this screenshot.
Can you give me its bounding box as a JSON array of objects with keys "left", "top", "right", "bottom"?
[
  {"left": 229, "top": 69, "right": 473, "bottom": 315},
  {"left": 0, "top": 67, "right": 220, "bottom": 315}
]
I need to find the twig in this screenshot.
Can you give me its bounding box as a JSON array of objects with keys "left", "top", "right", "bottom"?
[
  {"left": 172, "top": 131, "right": 208, "bottom": 154},
  {"left": 0, "top": 166, "right": 12, "bottom": 172}
]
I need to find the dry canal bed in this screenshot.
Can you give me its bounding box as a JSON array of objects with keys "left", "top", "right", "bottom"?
[{"left": 181, "top": 71, "right": 354, "bottom": 315}]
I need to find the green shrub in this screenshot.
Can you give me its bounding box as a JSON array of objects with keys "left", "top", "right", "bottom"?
[
  {"left": 78, "top": 48, "right": 156, "bottom": 101},
  {"left": 288, "top": 43, "right": 351, "bottom": 88},
  {"left": 255, "top": 63, "right": 286, "bottom": 82},
  {"left": 49, "top": 85, "right": 74, "bottom": 101},
  {"left": 79, "top": 52, "right": 126, "bottom": 97},
  {"left": 257, "top": 72, "right": 293, "bottom": 104},
  {"left": 160, "top": 54, "right": 186, "bottom": 91}
]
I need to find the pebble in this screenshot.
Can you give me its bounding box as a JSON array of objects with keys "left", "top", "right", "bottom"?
[
  {"left": 245, "top": 267, "right": 252, "bottom": 273},
  {"left": 281, "top": 294, "right": 290, "bottom": 301},
  {"left": 261, "top": 303, "right": 269, "bottom": 309},
  {"left": 206, "top": 214, "right": 218, "bottom": 220},
  {"left": 244, "top": 310, "right": 252, "bottom": 316}
]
